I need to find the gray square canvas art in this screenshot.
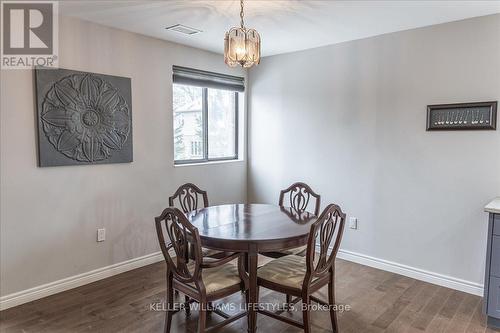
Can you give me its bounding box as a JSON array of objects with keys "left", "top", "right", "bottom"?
[{"left": 35, "top": 67, "right": 133, "bottom": 167}]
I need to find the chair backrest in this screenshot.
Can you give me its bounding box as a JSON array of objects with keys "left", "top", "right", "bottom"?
[
  {"left": 169, "top": 183, "right": 209, "bottom": 213},
  {"left": 280, "top": 206, "right": 316, "bottom": 225},
  {"left": 155, "top": 207, "right": 203, "bottom": 284},
  {"left": 279, "top": 182, "right": 321, "bottom": 216},
  {"left": 304, "top": 204, "right": 346, "bottom": 283}
]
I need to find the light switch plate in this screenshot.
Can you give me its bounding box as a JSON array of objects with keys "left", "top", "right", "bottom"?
[
  {"left": 97, "top": 228, "right": 106, "bottom": 242},
  {"left": 349, "top": 217, "right": 358, "bottom": 230}
]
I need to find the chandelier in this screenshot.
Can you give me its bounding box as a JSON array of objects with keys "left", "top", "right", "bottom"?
[{"left": 224, "top": 0, "right": 261, "bottom": 68}]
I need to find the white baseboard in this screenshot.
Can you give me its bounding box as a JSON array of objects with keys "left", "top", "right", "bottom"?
[
  {"left": 0, "top": 251, "right": 164, "bottom": 311},
  {"left": 337, "top": 249, "right": 484, "bottom": 296}
]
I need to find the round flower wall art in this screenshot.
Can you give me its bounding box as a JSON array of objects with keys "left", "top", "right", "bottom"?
[{"left": 36, "top": 68, "right": 132, "bottom": 167}]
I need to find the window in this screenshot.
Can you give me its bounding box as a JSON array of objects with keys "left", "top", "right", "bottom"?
[{"left": 173, "top": 66, "right": 243, "bottom": 164}]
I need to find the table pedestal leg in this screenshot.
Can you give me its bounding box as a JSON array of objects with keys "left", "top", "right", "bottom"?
[{"left": 247, "top": 245, "right": 258, "bottom": 333}]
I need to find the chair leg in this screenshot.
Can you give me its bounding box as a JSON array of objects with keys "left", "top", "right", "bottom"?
[
  {"left": 184, "top": 295, "right": 191, "bottom": 317},
  {"left": 329, "top": 272, "right": 338, "bottom": 333},
  {"left": 164, "top": 274, "right": 174, "bottom": 333},
  {"left": 198, "top": 302, "right": 207, "bottom": 333},
  {"left": 302, "top": 294, "right": 311, "bottom": 333},
  {"left": 286, "top": 294, "right": 292, "bottom": 311}
]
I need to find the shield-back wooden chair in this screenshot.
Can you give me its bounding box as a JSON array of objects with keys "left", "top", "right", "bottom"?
[
  {"left": 279, "top": 182, "right": 321, "bottom": 217},
  {"left": 168, "top": 183, "right": 209, "bottom": 215},
  {"left": 169, "top": 183, "right": 222, "bottom": 258},
  {"left": 262, "top": 182, "right": 321, "bottom": 305},
  {"left": 155, "top": 207, "right": 248, "bottom": 333},
  {"left": 275, "top": 182, "right": 321, "bottom": 256},
  {"left": 256, "top": 204, "right": 346, "bottom": 333}
]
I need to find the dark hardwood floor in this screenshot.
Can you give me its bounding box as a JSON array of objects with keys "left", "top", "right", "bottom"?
[{"left": 1, "top": 259, "right": 498, "bottom": 333}]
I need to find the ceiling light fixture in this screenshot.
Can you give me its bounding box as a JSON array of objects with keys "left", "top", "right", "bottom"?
[{"left": 224, "top": 0, "right": 261, "bottom": 68}]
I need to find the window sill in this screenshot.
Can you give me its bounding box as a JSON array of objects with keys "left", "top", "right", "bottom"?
[{"left": 173, "top": 159, "right": 244, "bottom": 168}]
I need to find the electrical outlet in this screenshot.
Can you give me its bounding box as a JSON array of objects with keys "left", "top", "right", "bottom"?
[
  {"left": 97, "top": 228, "right": 106, "bottom": 242},
  {"left": 349, "top": 217, "right": 358, "bottom": 230}
]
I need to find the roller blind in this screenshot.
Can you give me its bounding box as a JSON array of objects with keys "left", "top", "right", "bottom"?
[{"left": 172, "top": 65, "right": 245, "bottom": 92}]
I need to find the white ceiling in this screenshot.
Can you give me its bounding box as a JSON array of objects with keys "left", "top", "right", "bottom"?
[{"left": 60, "top": 1, "right": 500, "bottom": 57}]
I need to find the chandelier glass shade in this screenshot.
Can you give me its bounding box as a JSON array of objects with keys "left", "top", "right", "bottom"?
[{"left": 224, "top": 0, "right": 261, "bottom": 68}]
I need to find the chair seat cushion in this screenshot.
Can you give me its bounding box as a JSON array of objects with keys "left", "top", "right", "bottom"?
[
  {"left": 258, "top": 255, "right": 315, "bottom": 289},
  {"left": 186, "top": 261, "right": 242, "bottom": 295}
]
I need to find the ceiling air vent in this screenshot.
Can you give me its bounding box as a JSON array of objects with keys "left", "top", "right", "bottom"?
[{"left": 165, "top": 24, "right": 202, "bottom": 35}]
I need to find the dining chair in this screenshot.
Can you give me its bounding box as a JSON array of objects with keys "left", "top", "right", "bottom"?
[
  {"left": 169, "top": 183, "right": 209, "bottom": 214},
  {"left": 256, "top": 204, "right": 346, "bottom": 333},
  {"left": 276, "top": 182, "right": 321, "bottom": 256},
  {"left": 155, "top": 207, "right": 248, "bottom": 333},
  {"left": 169, "top": 183, "right": 221, "bottom": 258},
  {"left": 279, "top": 182, "right": 321, "bottom": 217}
]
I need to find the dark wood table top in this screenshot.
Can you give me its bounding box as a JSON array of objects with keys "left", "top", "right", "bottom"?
[{"left": 187, "top": 203, "right": 317, "bottom": 252}]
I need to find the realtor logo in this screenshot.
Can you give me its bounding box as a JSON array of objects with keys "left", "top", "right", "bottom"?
[{"left": 1, "top": 1, "right": 58, "bottom": 69}]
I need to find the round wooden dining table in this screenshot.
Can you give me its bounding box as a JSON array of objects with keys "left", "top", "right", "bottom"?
[{"left": 187, "top": 203, "right": 317, "bottom": 333}]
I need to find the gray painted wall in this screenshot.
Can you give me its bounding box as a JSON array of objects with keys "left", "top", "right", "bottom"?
[
  {"left": 1, "top": 13, "right": 499, "bottom": 299},
  {"left": 0, "top": 16, "right": 247, "bottom": 296},
  {"left": 248, "top": 14, "right": 500, "bottom": 286}
]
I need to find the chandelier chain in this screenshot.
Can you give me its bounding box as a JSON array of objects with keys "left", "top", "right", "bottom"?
[{"left": 240, "top": 0, "right": 244, "bottom": 28}]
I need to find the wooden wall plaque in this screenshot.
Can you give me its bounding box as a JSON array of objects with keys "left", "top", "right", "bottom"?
[{"left": 426, "top": 101, "right": 497, "bottom": 131}]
